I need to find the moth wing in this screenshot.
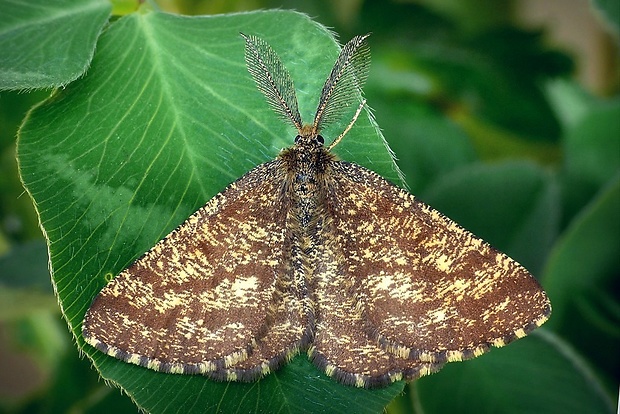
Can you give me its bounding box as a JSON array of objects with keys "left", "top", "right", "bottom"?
[
  {"left": 326, "top": 161, "right": 551, "bottom": 363},
  {"left": 308, "top": 161, "right": 440, "bottom": 388},
  {"left": 309, "top": 249, "right": 442, "bottom": 388},
  {"left": 83, "top": 160, "right": 308, "bottom": 379}
]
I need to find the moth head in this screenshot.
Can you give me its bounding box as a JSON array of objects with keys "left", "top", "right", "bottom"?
[{"left": 294, "top": 124, "right": 325, "bottom": 148}]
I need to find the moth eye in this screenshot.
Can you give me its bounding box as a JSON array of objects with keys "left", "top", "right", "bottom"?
[
  {"left": 316, "top": 135, "right": 324, "bottom": 144},
  {"left": 295, "top": 135, "right": 302, "bottom": 143}
]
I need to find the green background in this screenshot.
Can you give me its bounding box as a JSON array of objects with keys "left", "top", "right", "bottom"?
[{"left": 1, "top": 0, "right": 618, "bottom": 413}]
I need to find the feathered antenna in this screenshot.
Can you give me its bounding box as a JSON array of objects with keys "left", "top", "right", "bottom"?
[
  {"left": 241, "top": 33, "right": 303, "bottom": 132},
  {"left": 242, "top": 33, "right": 370, "bottom": 142},
  {"left": 312, "top": 34, "right": 371, "bottom": 136}
]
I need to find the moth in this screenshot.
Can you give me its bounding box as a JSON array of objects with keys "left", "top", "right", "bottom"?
[{"left": 82, "top": 33, "right": 551, "bottom": 388}]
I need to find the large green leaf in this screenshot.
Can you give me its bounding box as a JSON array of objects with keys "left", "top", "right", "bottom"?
[
  {"left": 0, "top": 0, "right": 112, "bottom": 90},
  {"left": 414, "top": 330, "right": 615, "bottom": 414},
  {"left": 17, "top": 8, "right": 404, "bottom": 413},
  {"left": 561, "top": 97, "right": 620, "bottom": 220},
  {"left": 543, "top": 174, "right": 620, "bottom": 323},
  {"left": 542, "top": 174, "right": 620, "bottom": 385}
]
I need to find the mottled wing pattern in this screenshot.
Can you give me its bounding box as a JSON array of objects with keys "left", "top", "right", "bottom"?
[
  {"left": 308, "top": 208, "right": 443, "bottom": 387},
  {"left": 309, "top": 160, "right": 551, "bottom": 384},
  {"left": 82, "top": 160, "right": 309, "bottom": 381}
]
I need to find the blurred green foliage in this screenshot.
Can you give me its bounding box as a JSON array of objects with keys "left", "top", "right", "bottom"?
[{"left": 1, "top": 0, "right": 618, "bottom": 413}]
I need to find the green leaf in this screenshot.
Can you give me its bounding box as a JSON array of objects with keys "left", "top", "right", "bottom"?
[
  {"left": 414, "top": 330, "right": 615, "bottom": 414},
  {"left": 0, "top": 240, "right": 50, "bottom": 291},
  {"left": 0, "top": 240, "right": 52, "bottom": 293},
  {"left": 7, "top": 324, "right": 138, "bottom": 413},
  {"left": 0, "top": 0, "right": 111, "bottom": 90},
  {"left": 562, "top": 97, "right": 620, "bottom": 220},
  {"left": 544, "top": 79, "right": 598, "bottom": 130},
  {"left": 17, "top": 9, "right": 403, "bottom": 413},
  {"left": 0, "top": 241, "right": 56, "bottom": 320},
  {"left": 365, "top": 88, "right": 477, "bottom": 193},
  {"left": 359, "top": 2, "right": 572, "bottom": 142},
  {"left": 461, "top": 27, "right": 572, "bottom": 140},
  {"left": 542, "top": 173, "right": 620, "bottom": 385},
  {"left": 420, "top": 161, "right": 560, "bottom": 276},
  {"left": 592, "top": 0, "right": 620, "bottom": 35}
]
